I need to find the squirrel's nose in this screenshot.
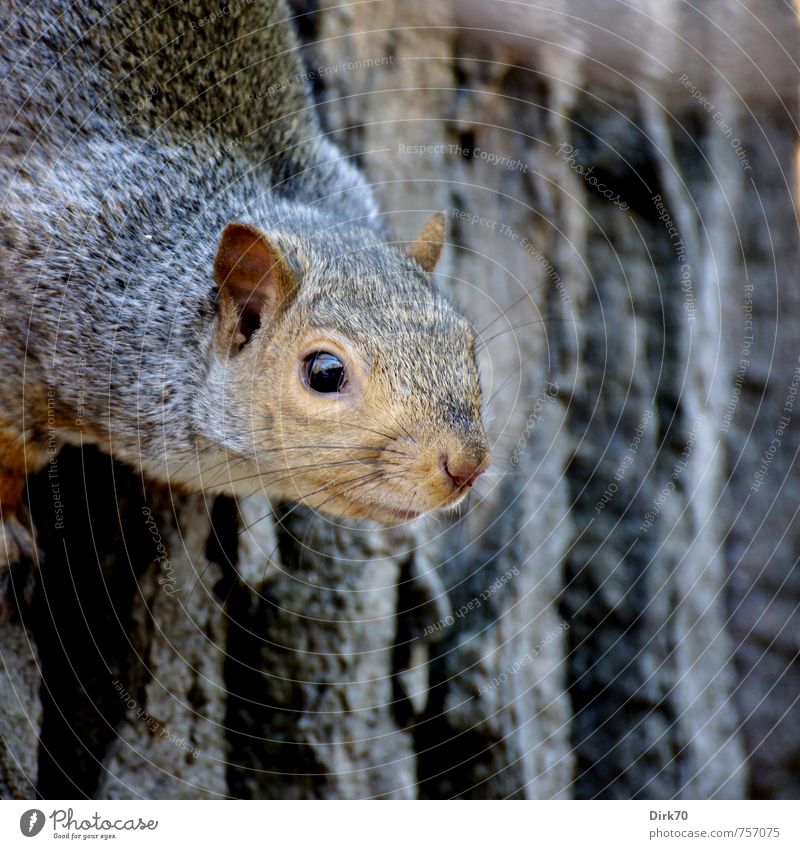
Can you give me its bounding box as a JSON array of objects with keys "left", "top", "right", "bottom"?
[{"left": 441, "top": 453, "right": 488, "bottom": 491}]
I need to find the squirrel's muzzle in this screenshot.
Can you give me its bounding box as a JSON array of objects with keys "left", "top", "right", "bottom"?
[{"left": 441, "top": 451, "right": 488, "bottom": 492}]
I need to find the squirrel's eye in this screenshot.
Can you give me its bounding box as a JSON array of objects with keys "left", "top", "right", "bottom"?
[{"left": 303, "top": 351, "right": 347, "bottom": 394}]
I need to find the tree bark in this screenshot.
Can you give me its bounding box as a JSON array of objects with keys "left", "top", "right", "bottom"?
[{"left": 1, "top": 0, "right": 797, "bottom": 800}]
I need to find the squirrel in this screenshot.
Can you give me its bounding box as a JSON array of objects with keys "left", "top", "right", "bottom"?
[{"left": 0, "top": 0, "right": 489, "bottom": 616}]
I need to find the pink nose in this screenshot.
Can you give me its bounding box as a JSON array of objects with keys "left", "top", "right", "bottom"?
[{"left": 441, "top": 454, "right": 487, "bottom": 490}]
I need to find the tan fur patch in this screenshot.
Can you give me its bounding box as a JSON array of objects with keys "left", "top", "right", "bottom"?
[{"left": 0, "top": 427, "right": 46, "bottom": 510}]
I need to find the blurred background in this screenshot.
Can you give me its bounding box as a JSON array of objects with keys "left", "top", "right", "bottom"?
[{"left": 3, "top": 0, "right": 799, "bottom": 799}]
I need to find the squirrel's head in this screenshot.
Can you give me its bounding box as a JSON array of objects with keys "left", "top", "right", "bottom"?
[{"left": 206, "top": 213, "right": 488, "bottom": 524}]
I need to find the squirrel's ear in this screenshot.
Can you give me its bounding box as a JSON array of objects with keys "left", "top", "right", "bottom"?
[
  {"left": 406, "top": 211, "right": 446, "bottom": 274},
  {"left": 213, "top": 222, "right": 296, "bottom": 352}
]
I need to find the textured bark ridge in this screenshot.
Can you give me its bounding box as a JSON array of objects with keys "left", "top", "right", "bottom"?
[{"left": 1, "top": 0, "right": 797, "bottom": 799}]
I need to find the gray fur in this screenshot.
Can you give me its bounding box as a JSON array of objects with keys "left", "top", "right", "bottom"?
[{"left": 0, "top": 0, "right": 486, "bottom": 533}]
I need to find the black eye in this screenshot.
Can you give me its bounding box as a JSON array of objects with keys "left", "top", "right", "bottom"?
[{"left": 303, "top": 351, "right": 347, "bottom": 394}]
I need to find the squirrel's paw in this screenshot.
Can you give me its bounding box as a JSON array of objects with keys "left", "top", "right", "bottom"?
[{"left": 0, "top": 512, "right": 40, "bottom": 624}]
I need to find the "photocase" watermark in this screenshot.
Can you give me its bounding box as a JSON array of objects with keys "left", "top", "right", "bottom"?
[
  {"left": 511, "top": 382, "right": 559, "bottom": 467},
  {"left": 141, "top": 507, "right": 180, "bottom": 596},
  {"left": 555, "top": 144, "right": 629, "bottom": 210}
]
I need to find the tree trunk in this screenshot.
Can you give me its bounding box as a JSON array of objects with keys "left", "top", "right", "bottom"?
[{"left": 1, "top": 0, "right": 797, "bottom": 799}]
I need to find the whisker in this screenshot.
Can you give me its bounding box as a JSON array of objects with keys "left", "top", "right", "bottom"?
[
  {"left": 238, "top": 435, "right": 411, "bottom": 458},
  {"left": 307, "top": 471, "right": 387, "bottom": 515},
  {"left": 405, "top": 486, "right": 419, "bottom": 519},
  {"left": 286, "top": 416, "right": 400, "bottom": 444},
  {"left": 179, "top": 439, "right": 411, "bottom": 487},
  {"left": 237, "top": 469, "right": 386, "bottom": 534},
  {"left": 179, "top": 452, "right": 252, "bottom": 486},
  {"left": 355, "top": 408, "right": 417, "bottom": 444},
  {"left": 228, "top": 458, "right": 395, "bottom": 499}
]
